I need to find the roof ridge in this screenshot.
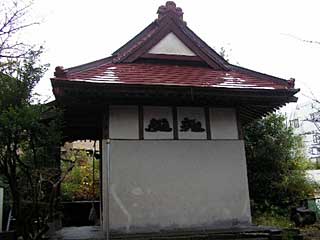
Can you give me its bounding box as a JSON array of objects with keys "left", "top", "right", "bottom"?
[
  {"left": 112, "top": 21, "right": 157, "bottom": 56},
  {"left": 181, "top": 25, "right": 229, "bottom": 67},
  {"left": 65, "top": 56, "right": 114, "bottom": 74},
  {"left": 229, "top": 64, "right": 292, "bottom": 88}
]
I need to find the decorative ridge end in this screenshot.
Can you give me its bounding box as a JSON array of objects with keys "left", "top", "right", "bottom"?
[
  {"left": 54, "top": 66, "right": 68, "bottom": 78},
  {"left": 288, "top": 77, "right": 295, "bottom": 88},
  {"left": 157, "top": 1, "right": 185, "bottom": 24}
]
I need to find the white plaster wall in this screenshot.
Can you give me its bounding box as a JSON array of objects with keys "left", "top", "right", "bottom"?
[
  {"left": 210, "top": 108, "right": 238, "bottom": 140},
  {"left": 144, "top": 106, "right": 173, "bottom": 139},
  {"left": 109, "top": 105, "right": 139, "bottom": 139},
  {"left": 108, "top": 106, "right": 240, "bottom": 140},
  {"left": 177, "top": 107, "right": 207, "bottom": 139},
  {"left": 107, "top": 140, "right": 251, "bottom": 232},
  {"left": 148, "top": 32, "right": 196, "bottom": 56}
]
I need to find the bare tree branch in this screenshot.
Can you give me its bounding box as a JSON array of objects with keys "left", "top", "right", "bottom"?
[
  {"left": 282, "top": 33, "right": 320, "bottom": 45},
  {"left": 0, "top": 0, "right": 39, "bottom": 64}
]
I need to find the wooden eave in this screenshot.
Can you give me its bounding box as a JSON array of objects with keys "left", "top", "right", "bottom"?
[
  {"left": 52, "top": 78, "right": 297, "bottom": 139},
  {"left": 52, "top": 78, "right": 298, "bottom": 104}
]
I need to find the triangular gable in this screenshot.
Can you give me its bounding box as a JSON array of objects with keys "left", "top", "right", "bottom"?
[
  {"left": 148, "top": 32, "right": 196, "bottom": 56},
  {"left": 112, "top": 2, "right": 229, "bottom": 70}
]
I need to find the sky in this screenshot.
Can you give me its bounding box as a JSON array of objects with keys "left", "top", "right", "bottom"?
[{"left": 18, "top": 0, "right": 320, "bottom": 112}]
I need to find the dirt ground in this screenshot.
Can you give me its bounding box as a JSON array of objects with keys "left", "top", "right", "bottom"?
[{"left": 300, "top": 224, "right": 320, "bottom": 240}]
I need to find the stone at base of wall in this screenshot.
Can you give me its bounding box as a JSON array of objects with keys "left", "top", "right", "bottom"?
[
  {"left": 110, "top": 219, "right": 251, "bottom": 233},
  {"left": 51, "top": 225, "right": 303, "bottom": 240}
]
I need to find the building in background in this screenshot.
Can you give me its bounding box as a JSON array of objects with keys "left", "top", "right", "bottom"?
[
  {"left": 62, "top": 140, "right": 98, "bottom": 153},
  {"left": 289, "top": 101, "right": 320, "bottom": 164}
]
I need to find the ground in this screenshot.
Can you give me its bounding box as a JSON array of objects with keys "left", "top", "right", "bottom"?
[{"left": 300, "top": 223, "right": 320, "bottom": 240}]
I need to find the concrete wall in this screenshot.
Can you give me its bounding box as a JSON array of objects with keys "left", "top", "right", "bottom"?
[{"left": 107, "top": 140, "right": 251, "bottom": 232}]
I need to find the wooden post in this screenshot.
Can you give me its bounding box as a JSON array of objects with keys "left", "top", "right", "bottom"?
[
  {"left": 205, "top": 107, "right": 212, "bottom": 140},
  {"left": 236, "top": 107, "right": 244, "bottom": 140}
]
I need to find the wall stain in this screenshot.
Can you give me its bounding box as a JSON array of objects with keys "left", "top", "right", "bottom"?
[{"left": 111, "top": 184, "right": 132, "bottom": 232}]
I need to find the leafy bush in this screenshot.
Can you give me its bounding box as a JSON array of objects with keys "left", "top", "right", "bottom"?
[
  {"left": 61, "top": 149, "right": 100, "bottom": 201},
  {"left": 245, "top": 113, "right": 317, "bottom": 214},
  {"left": 253, "top": 210, "right": 294, "bottom": 228},
  {"left": 0, "top": 50, "right": 63, "bottom": 239}
]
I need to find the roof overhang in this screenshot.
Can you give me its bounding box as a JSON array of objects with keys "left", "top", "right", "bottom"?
[{"left": 52, "top": 79, "right": 298, "bottom": 141}]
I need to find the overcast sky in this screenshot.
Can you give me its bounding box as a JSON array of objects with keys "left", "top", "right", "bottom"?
[{"left": 20, "top": 0, "right": 320, "bottom": 111}]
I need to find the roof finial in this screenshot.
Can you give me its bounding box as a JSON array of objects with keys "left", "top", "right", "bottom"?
[
  {"left": 54, "top": 66, "right": 68, "bottom": 78},
  {"left": 288, "top": 78, "right": 295, "bottom": 88},
  {"left": 157, "top": 1, "right": 184, "bottom": 22}
]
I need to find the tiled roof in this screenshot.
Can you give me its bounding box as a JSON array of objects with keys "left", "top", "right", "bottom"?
[
  {"left": 51, "top": 1, "right": 296, "bottom": 92},
  {"left": 55, "top": 61, "right": 292, "bottom": 90}
]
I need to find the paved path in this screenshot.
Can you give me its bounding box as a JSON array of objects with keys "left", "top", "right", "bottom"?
[{"left": 52, "top": 226, "right": 105, "bottom": 240}]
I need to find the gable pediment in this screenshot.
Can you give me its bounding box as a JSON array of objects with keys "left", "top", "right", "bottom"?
[
  {"left": 112, "top": 1, "right": 229, "bottom": 70},
  {"left": 148, "top": 32, "right": 196, "bottom": 56}
]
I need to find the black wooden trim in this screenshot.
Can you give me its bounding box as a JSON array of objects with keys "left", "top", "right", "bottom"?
[
  {"left": 205, "top": 107, "right": 212, "bottom": 140},
  {"left": 236, "top": 107, "right": 244, "bottom": 140},
  {"left": 102, "top": 105, "right": 109, "bottom": 139},
  {"left": 141, "top": 53, "right": 202, "bottom": 62},
  {"left": 139, "top": 105, "right": 144, "bottom": 140},
  {"left": 172, "top": 106, "right": 178, "bottom": 140}
]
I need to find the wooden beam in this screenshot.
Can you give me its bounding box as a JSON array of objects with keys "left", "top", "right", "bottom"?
[
  {"left": 138, "top": 105, "right": 144, "bottom": 140},
  {"left": 102, "top": 105, "right": 109, "bottom": 139},
  {"left": 172, "top": 106, "right": 178, "bottom": 140},
  {"left": 205, "top": 107, "right": 211, "bottom": 140}
]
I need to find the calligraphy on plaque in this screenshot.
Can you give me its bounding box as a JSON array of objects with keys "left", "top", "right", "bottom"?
[
  {"left": 145, "top": 118, "right": 172, "bottom": 132},
  {"left": 180, "top": 117, "right": 205, "bottom": 132}
]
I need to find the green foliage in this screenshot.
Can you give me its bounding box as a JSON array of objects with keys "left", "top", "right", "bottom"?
[
  {"left": 308, "top": 161, "right": 320, "bottom": 170},
  {"left": 61, "top": 150, "right": 100, "bottom": 201},
  {"left": 0, "top": 48, "right": 47, "bottom": 107},
  {"left": 253, "top": 210, "right": 294, "bottom": 228},
  {"left": 0, "top": 50, "right": 62, "bottom": 239},
  {"left": 245, "top": 113, "right": 316, "bottom": 214}
]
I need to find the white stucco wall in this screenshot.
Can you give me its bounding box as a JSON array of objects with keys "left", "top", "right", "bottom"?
[
  {"left": 210, "top": 108, "right": 238, "bottom": 139},
  {"left": 108, "top": 105, "right": 238, "bottom": 140},
  {"left": 148, "top": 32, "right": 196, "bottom": 56},
  {"left": 109, "top": 105, "right": 139, "bottom": 139},
  {"left": 106, "top": 140, "right": 251, "bottom": 232}
]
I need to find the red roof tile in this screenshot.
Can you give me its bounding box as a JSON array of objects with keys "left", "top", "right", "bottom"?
[
  {"left": 56, "top": 62, "right": 291, "bottom": 90},
  {"left": 51, "top": 1, "right": 295, "bottom": 93}
]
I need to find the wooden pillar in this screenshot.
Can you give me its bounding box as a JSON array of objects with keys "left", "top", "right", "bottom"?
[{"left": 236, "top": 107, "right": 244, "bottom": 140}]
